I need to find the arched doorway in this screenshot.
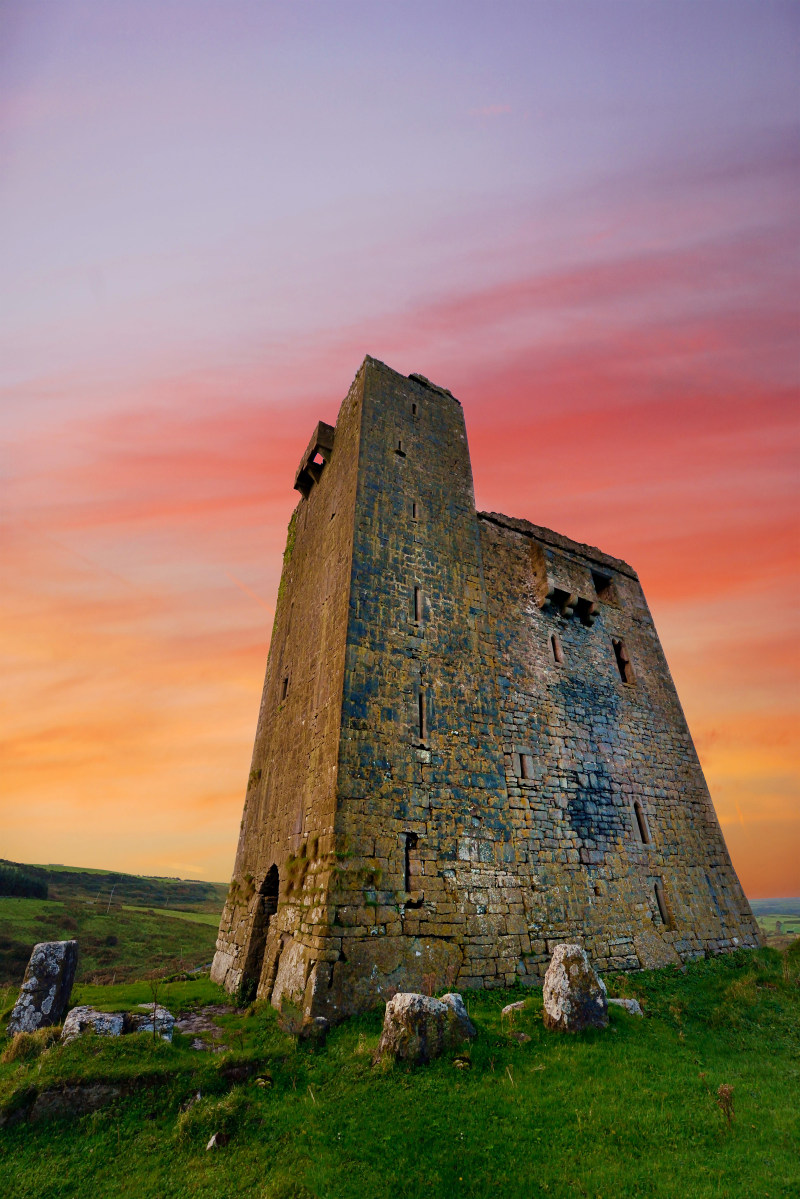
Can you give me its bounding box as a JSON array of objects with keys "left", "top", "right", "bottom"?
[{"left": 239, "top": 865, "right": 279, "bottom": 1003}]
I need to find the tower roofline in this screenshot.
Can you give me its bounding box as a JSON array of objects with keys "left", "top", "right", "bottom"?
[
  {"left": 478, "top": 510, "right": 638, "bottom": 581},
  {"left": 362, "top": 355, "right": 462, "bottom": 406}
]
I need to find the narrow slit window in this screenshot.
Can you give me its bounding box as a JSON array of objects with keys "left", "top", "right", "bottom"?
[
  {"left": 612, "top": 638, "right": 635, "bottom": 684},
  {"left": 412, "top": 501, "right": 418, "bottom": 520},
  {"left": 281, "top": 676, "right": 289, "bottom": 701},
  {"left": 654, "top": 880, "right": 671, "bottom": 927},
  {"left": 634, "top": 801, "right": 651, "bottom": 844},
  {"left": 395, "top": 438, "right": 405, "bottom": 456},
  {"left": 550, "top": 632, "right": 564, "bottom": 665},
  {"left": 417, "top": 691, "right": 427, "bottom": 742},
  {"left": 413, "top": 586, "right": 423, "bottom": 624},
  {"left": 411, "top": 403, "right": 417, "bottom": 415},
  {"left": 404, "top": 831, "right": 418, "bottom": 892},
  {"left": 520, "top": 753, "right": 534, "bottom": 780}
]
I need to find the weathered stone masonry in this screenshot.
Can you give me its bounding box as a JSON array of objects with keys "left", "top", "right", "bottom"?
[{"left": 212, "top": 356, "right": 761, "bottom": 1018}]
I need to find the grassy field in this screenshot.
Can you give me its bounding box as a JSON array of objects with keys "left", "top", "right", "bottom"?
[
  {"left": 0, "top": 860, "right": 227, "bottom": 988},
  {"left": 754, "top": 914, "right": 800, "bottom": 935},
  {"left": 0, "top": 858, "right": 228, "bottom": 912},
  {"left": 0, "top": 897, "right": 219, "bottom": 987},
  {"left": 1, "top": 945, "right": 798, "bottom": 1199},
  {"left": 121, "top": 905, "right": 222, "bottom": 927}
]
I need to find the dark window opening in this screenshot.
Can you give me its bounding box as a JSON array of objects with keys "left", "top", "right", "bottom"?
[
  {"left": 395, "top": 439, "right": 406, "bottom": 456},
  {"left": 281, "top": 676, "right": 289, "bottom": 701},
  {"left": 592, "top": 571, "right": 613, "bottom": 599},
  {"left": 412, "top": 501, "right": 418, "bottom": 520},
  {"left": 654, "top": 880, "right": 671, "bottom": 928},
  {"left": 634, "top": 801, "right": 651, "bottom": 844},
  {"left": 576, "top": 597, "right": 598, "bottom": 626},
  {"left": 550, "top": 632, "right": 564, "bottom": 665},
  {"left": 520, "top": 753, "right": 534, "bottom": 780},
  {"left": 417, "top": 690, "right": 427, "bottom": 742},
  {"left": 239, "top": 864, "right": 280, "bottom": 1000},
  {"left": 413, "top": 586, "right": 423, "bottom": 624},
  {"left": 612, "top": 638, "right": 635, "bottom": 683},
  {"left": 404, "top": 831, "right": 423, "bottom": 906},
  {"left": 411, "top": 403, "right": 417, "bottom": 415}
]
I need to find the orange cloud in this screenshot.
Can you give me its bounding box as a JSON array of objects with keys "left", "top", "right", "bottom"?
[{"left": 2, "top": 223, "right": 797, "bottom": 893}]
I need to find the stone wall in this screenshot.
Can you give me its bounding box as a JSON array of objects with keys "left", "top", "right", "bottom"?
[
  {"left": 211, "top": 367, "right": 364, "bottom": 997},
  {"left": 477, "top": 512, "right": 760, "bottom": 979},
  {"left": 213, "top": 356, "right": 761, "bottom": 1018}
]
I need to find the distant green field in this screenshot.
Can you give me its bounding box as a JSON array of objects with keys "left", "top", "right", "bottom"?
[
  {"left": 122, "top": 905, "right": 221, "bottom": 927},
  {"left": 0, "top": 897, "right": 218, "bottom": 988},
  {"left": 756, "top": 914, "right": 800, "bottom": 935},
  {"left": 0, "top": 858, "right": 228, "bottom": 912},
  {"left": 1, "top": 946, "right": 798, "bottom": 1199}
]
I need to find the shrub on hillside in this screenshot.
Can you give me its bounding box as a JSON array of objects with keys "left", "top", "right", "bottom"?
[{"left": 0, "top": 865, "right": 48, "bottom": 900}]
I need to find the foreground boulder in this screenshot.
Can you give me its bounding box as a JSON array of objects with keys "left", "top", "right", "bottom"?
[
  {"left": 8, "top": 941, "right": 78, "bottom": 1036},
  {"left": 62, "top": 1007, "right": 125, "bottom": 1044},
  {"left": 126, "top": 1003, "right": 175, "bottom": 1041},
  {"left": 542, "top": 944, "right": 608, "bottom": 1033},
  {"left": 376, "top": 992, "right": 476, "bottom": 1064},
  {"left": 61, "top": 1002, "right": 174, "bottom": 1044}
]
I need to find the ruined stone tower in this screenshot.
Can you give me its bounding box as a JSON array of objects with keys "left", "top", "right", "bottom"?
[{"left": 211, "top": 356, "right": 760, "bottom": 1017}]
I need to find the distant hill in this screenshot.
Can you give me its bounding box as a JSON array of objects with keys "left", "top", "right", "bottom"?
[
  {"left": 749, "top": 898, "right": 800, "bottom": 917},
  {"left": 0, "top": 859, "right": 228, "bottom": 913}
]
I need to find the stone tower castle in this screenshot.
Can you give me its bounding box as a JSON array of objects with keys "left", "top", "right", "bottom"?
[{"left": 211, "top": 356, "right": 760, "bottom": 1017}]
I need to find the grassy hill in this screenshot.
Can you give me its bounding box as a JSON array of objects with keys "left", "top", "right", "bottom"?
[
  {"left": 0, "top": 858, "right": 228, "bottom": 911},
  {"left": 0, "top": 861, "right": 227, "bottom": 988},
  {"left": 1, "top": 945, "right": 798, "bottom": 1199}
]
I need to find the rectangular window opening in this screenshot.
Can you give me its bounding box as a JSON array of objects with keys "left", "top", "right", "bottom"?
[
  {"left": 417, "top": 691, "right": 427, "bottom": 742},
  {"left": 550, "top": 632, "right": 564, "bottom": 665},
  {"left": 612, "top": 638, "right": 635, "bottom": 684},
  {"left": 634, "top": 801, "right": 651, "bottom": 844},
  {"left": 403, "top": 831, "right": 423, "bottom": 906},
  {"left": 411, "top": 403, "right": 417, "bottom": 415},
  {"left": 592, "top": 571, "right": 613, "bottom": 599},
  {"left": 281, "top": 677, "right": 289, "bottom": 701},
  {"left": 395, "top": 438, "right": 406, "bottom": 456},
  {"left": 654, "top": 881, "right": 672, "bottom": 928},
  {"left": 411, "top": 501, "right": 418, "bottom": 520},
  {"left": 413, "top": 586, "right": 423, "bottom": 625},
  {"left": 520, "top": 753, "right": 534, "bottom": 780}
]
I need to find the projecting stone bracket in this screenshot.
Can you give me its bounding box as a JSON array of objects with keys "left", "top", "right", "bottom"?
[
  {"left": 540, "top": 581, "right": 599, "bottom": 625},
  {"left": 294, "top": 421, "right": 335, "bottom": 498}
]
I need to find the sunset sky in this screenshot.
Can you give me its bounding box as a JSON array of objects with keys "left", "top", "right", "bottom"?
[{"left": 1, "top": 2, "right": 798, "bottom": 896}]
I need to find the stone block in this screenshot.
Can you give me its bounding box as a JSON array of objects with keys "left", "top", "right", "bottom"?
[{"left": 8, "top": 941, "right": 78, "bottom": 1036}]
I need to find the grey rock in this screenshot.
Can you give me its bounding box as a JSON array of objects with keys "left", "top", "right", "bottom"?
[
  {"left": 501, "top": 1000, "right": 527, "bottom": 1017},
  {"left": 8, "top": 941, "right": 78, "bottom": 1036},
  {"left": 206, "top": 1131, "right": 230, "bottom": 1150},
  {"left": 376, "top": 991, "right": 476, "bottom": 1064},
  {"left": 62, "top": 1006, "right": 125, "bottom": 1043},
  {"left": 608, "top": 997, "right": 643, "bottom": 1017},
  {"left": 126, "top": 1003, "right": 175, "bottom": 1041},
  {"left": 542, "top": 944, "right": 608, "bottom": 1033},
  {"left": 61, "top": 1002, "right": 175, "bottom": 1043}
]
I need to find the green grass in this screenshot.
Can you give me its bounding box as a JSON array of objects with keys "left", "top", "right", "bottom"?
[
  {"left": 70, "top": 977, "right": 227, "bottom": 1012},
  {"left": 1, "top": 857, "right": 228, "bottom": 911},
  {"left": 122, "top": 905, "right": 222, "bottom": 927},
  {"left": 1, "top": 946, "right": 798, "bottom": 1199},
  {"left": 0, "top": 897, "right": 218, "bottom": 987},
  {"left": 755, "top": 914, "right": 800, "bottom": 935}
]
